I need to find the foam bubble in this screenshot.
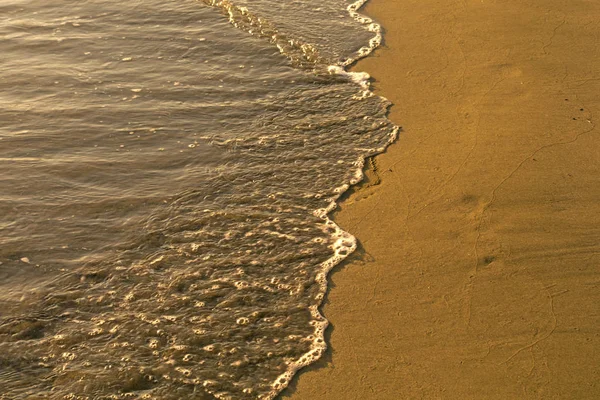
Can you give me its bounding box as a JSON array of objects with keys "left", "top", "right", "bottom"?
[{"left": 258, "top": 2, "right": 399, "bottom": 398}]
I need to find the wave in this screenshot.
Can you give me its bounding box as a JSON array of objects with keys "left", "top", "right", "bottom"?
[{"left": 202, "top": 0, "right": 398, "bottom": 398}]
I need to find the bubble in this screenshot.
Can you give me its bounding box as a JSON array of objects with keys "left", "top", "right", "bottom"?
[
  {"left": 175, "top": 367, "right": 192, "bottom": 377},
  {"left": 234, "top": 281, "right": 248, "bottom": 289}
]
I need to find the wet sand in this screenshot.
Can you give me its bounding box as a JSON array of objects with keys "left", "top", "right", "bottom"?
[{"left": 284, "top": 0, "right": 600, "bottom": 398}]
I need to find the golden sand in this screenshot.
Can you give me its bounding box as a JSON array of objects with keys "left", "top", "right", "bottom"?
[{"left": 284, "top": 0, "right": 600, "bottom": 398}]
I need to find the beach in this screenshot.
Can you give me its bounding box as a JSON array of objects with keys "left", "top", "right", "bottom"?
[{"left": 285, "top": 0, "right": 600, "bottom": 398}]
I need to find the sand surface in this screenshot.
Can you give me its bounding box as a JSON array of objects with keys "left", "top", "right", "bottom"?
[{"left": 283, "top": 0, "right": 600, "bottom": 398}]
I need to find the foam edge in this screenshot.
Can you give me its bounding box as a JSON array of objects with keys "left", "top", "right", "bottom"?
[
  {"left": 202, "top": 0, "right": 399, "bottom": 398},
  {"left": 265, "top": 0, "right": 399, "bottom": 389}
]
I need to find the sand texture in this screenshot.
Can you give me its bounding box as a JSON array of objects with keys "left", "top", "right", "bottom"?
[{"left": 283, "top": 0, "right": 600, "bottom": 398}]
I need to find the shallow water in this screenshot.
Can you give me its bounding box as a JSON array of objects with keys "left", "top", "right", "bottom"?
[{"left": 0, "top": 0, "right": 395, "bottom": 398}]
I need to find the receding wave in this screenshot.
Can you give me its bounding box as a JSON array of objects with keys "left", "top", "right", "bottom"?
[{"left": 0, "top": 0, "right": 396, "bottom": 399}]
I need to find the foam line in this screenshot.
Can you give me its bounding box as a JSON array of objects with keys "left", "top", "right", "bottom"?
[
  {"left": 202, "top": 0, "right": 399, "bottom": 398},
  {"left": 266, "top": 0, "right": 399, "bottom": 397}
]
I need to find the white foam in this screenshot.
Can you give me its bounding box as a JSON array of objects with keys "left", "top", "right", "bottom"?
[
  {"left": 204, "top": 1, "right": 399, "bottom": 398},
  {"left": 262, "top": 2, "right": 400, "bottom": 398},
  {"left": 342, "top": 0, "right": 383, "bottom": 67}
]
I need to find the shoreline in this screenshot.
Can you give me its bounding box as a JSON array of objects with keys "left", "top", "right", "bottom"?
[{"left": 283, "top": 0, "right": 600, "bottom": 398}]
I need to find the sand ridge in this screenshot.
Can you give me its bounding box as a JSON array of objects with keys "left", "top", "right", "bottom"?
[{"left": 284, "top": 0, "right": 600, "bottom": 398}]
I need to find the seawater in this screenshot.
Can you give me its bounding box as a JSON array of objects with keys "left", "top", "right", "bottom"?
[{"left": 0, "top": 0, "right": 396, "bottom": 398}]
